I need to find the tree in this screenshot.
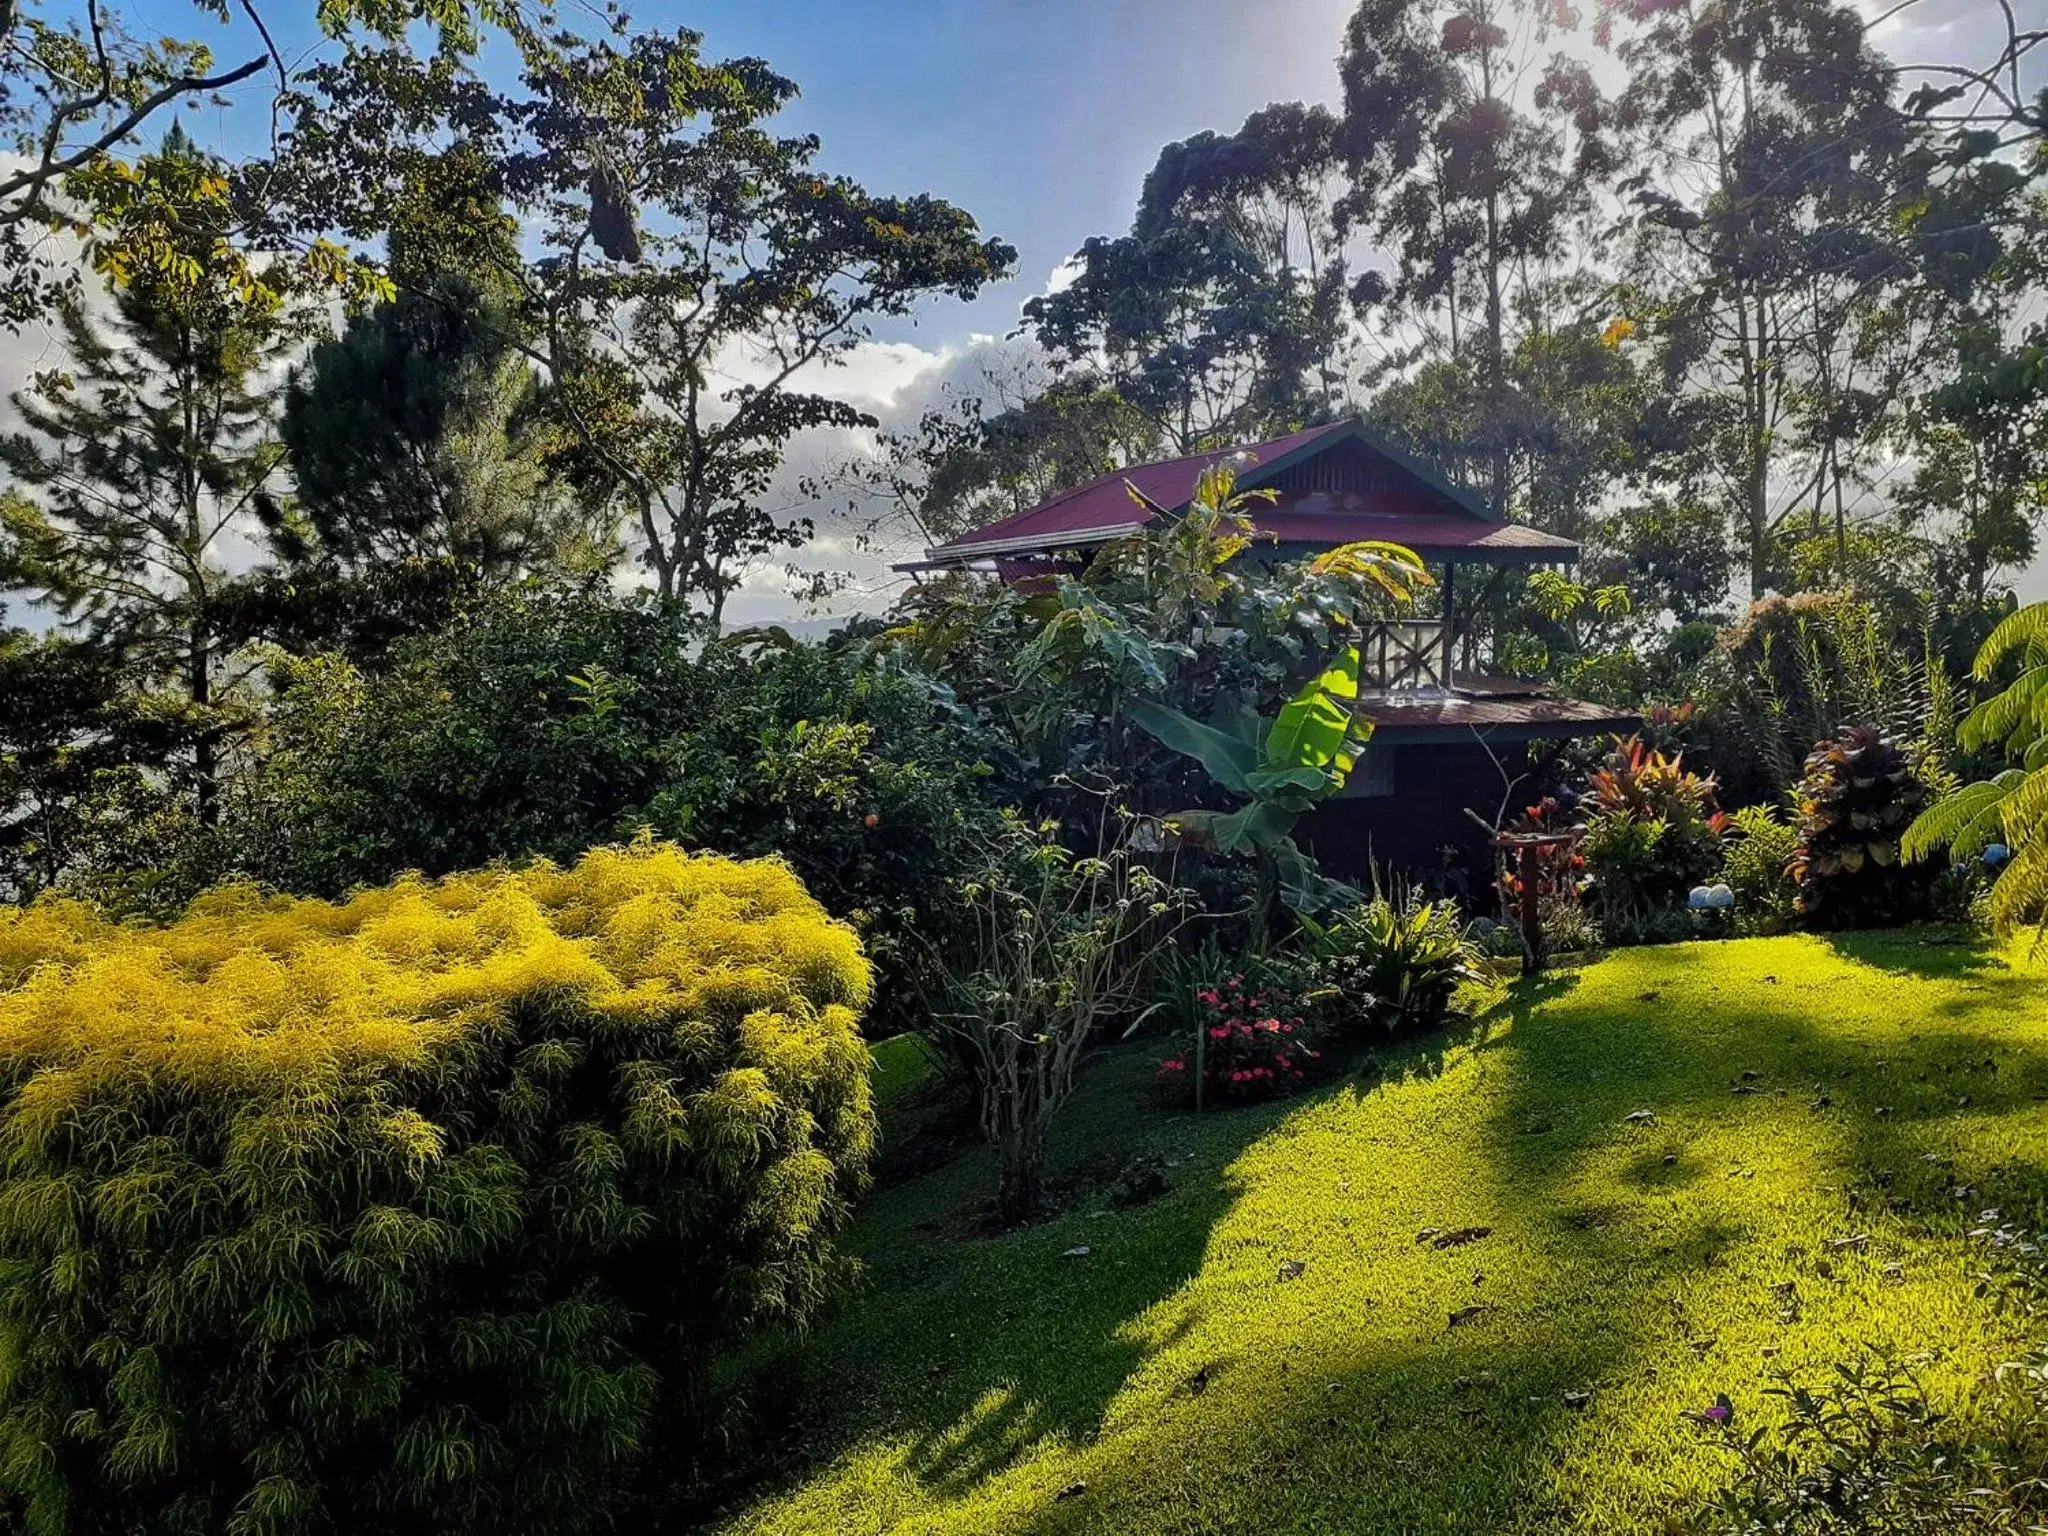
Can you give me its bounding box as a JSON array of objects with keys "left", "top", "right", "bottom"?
[
  {"left": 1025, "top": 102, "right": 1354, "bottom": 455},
  {"left": 0, "top": 0, "right": 512, "bottom": 326},
  {"left": 1601, "top": 0, "right": 2024, "bottom": 599},
  {"left": 0, "top": 129, "right": 311, "bottom": 824},
  {"left": 808, "top": 363, "right": 1157, "bottom": 566},
  {"left": 939, "top": 811, "right": 1190, "bottom": 1225},
  {"left": 283, "top": 24, "right": 1015, "bottom": 625},
  {"left": 1341, "top": 0, "right": 1615, "bottom": 517},
  {"left": 278, "top": 275, "right": 611, "bottom": 582}
]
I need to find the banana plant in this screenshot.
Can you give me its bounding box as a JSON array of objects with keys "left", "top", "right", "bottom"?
[{"left": 1129, "top": 643, "right": 1373, "bottom": 930}]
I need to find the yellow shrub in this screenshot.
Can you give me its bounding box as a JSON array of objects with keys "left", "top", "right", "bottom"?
[{"left": 0, "top": 840, "right": 873, "bottom": 1536}]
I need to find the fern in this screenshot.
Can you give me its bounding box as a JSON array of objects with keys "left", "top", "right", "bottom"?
[{"left": 1907, "top": 602, "right": 2048, "bottom": 934}]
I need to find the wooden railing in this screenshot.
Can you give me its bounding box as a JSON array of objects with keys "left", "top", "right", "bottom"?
[{"left": 1358, "top": 620, "right": 1448, "bottom": 692}]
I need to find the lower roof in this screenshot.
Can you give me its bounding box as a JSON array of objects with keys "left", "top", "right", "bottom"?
[{"left": 1353, "top": 694, "right": 1639, "bottom": 744}]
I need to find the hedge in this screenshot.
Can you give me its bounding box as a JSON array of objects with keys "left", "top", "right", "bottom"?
[{"left": 0, "top": 840, "right": 874, "bottom": 1535}]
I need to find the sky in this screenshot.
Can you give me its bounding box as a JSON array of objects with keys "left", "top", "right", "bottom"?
[{"left": 10, "top": 0, "right": 2044, "bottom": 625}]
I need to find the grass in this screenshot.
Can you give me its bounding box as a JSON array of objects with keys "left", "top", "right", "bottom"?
[{"left": 714, "top": 932, "right": 2048, "bottom": 1534}]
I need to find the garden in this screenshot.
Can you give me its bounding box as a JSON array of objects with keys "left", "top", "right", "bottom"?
[{"left": 3, "top": 0, "right": 2048, "bottom": 1531}]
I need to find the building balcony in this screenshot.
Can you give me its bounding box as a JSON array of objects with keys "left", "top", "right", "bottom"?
[{"left": 1358, "top": 619, "right": 1450, "bottom": 695}]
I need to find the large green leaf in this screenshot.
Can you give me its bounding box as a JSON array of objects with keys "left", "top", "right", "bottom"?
[
  {"left": 1158, "top": 802, "right": 1298, "bottom": 854},
  {"left": 1273, "top": 837, "right": 1361, "bottom": 914},
  {"left": 1128, "top": 697, "right": 1263, "bottom": 796},
  {"left": 1264, "top": 645, "right": 1364, "bottom": 786}
]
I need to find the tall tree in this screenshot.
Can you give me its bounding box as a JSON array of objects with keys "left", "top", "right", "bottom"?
[
  {"left": 282, "top": 25, "right": 1014, "bottom": 626},
  {"left": 0, "top": 128, "right": 310, "bottom": 823},
  {"left": 1340, "top": 0, "right": 1615, "bottom": 516},
  {"left": 1600, "top": 0, "right": 2005, "bottom": 599},
  {"left": 1025, "top": 102, "right": 1353, "bottom": 454}
]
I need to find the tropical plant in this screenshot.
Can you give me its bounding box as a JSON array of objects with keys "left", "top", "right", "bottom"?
[
  {"left": 1791, "top": 725, "right": 1937, "bottom": 930},
  {"left": 1307, "top": 890, "right": 1485, "bottom": 1039},
  {"left": 1905, "top": 602, "right": 2048, "bottom": 935},
  {"left": 0, "top": 840, "right": 874, "bottom": 1534},
  {"left": 1720, "top": 804, "right": 1801, "bottom": 933},
  {"left": 935, "top": 812, "right": 1193, "bottom": 1223},
  {"left": 1578, "top": 735, "right": 1728, "bottom": 922},
  {"left": 1127, "top": 531, "right": 1429, "bottom": 935},
  {"left": 1158, "top": 970, "right": 1322, "bottom": 1107}
]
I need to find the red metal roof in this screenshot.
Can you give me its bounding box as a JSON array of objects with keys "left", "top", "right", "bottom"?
[{"left": 926, "top": 422, "right": 1349, "bottom": 558}]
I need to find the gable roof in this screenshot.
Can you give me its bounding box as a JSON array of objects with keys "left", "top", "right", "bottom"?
[{"left": 916, "top": 415, "right": 1521, "bottom": 566}]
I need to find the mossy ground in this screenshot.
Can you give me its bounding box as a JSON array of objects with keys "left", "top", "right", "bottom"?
[{"left": 719, "top": 933, "right": 2048, "bottom": 1534}]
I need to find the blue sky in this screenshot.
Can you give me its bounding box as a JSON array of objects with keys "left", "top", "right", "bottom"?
[
  {"left": 21, "top": 0, "right": 2045, "bottom": 621},
  {"left": 160, "top": 0, "right": 1359, "bottom": 341}
]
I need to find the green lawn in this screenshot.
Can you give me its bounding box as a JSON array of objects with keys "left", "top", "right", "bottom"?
[{"left": 716, "top": 933, "right": 2048, "bottom": 1535}]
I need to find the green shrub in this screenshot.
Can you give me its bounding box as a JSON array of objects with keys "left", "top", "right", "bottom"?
[
  {"left": 1697, "top": 1353, "right": 2048, "bottom": 1534},
  {"left": 234, "top": 589, "right": 1000, "bottom": 1034},
  {"left": 0, "top": 841, "right": 873, "bottom": 1535},
  {"left": 1580, "top": 735, "right": 1727, "bottom": 921},
  {"left": 1791, "top": 725, "right": 1938, "bottom": 929},
  {"left": 1309, "top": 891, "right": 1484, "bottom": 1038},
  {"left": 1720, "top": 804, "right": 1800, "bottom": 931},
  {"left": 1157, "top": 968, "right": 1324, "bottom": 1107}
]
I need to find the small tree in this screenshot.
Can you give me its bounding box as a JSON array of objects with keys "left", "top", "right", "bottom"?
[
  {"left": 939, "top": 811, "right": 1192, "bottom": 1225},
  {"left": 0, "top": 128, "right": 313, "bottom": 824}
]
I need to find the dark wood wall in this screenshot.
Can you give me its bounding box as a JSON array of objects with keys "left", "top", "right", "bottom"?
[{"left": 1298, "top": 740, "right": 1532, "bottom": 909}]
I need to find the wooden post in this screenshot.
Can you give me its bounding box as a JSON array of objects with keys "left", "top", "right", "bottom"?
[
  {"left": 1441, "top": 560, "right": 1457, "bottom": 686},
  {"left": 1194, "top": 1013, "right": 1205, "bottom": 1114},
  {"left": 1519, "top": 840, "right": 1544, "bottom": 975}
]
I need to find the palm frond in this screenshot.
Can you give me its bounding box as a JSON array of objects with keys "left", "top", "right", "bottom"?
[
  {"left": 1902, "top": 771, "right": 2022, "bottom": 865},
  {"left": 1973, "top": 602, "right": 2048, "bottom": 681}
]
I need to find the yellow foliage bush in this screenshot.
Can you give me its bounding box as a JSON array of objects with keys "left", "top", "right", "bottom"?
[{"left": 0, "top": 839, "right": 873, "bottom": 1536}]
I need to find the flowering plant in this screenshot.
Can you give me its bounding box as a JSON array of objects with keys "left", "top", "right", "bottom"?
[{"left": 1159, "top": 972, "right": 1322, "bottom": 1105}]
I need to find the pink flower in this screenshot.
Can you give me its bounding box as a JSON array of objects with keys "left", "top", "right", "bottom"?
[
  {"left": 1230, "top": 1071, "right": 1247, "bottom": 1083},
  {"left": 1198, "top": 990, "right": 1220, "bottom": 1006},
  {"left": 1209, "top": 1027, "right": 1229, "bottom": 1040}
]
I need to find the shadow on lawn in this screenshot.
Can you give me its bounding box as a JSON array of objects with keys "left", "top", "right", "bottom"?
[
  {"left": 1819, "top": 927, "right": 2021, "bottom": 982},
  {"left": 1486, "top": 939, "right": 2048, "bottom": 1244},
  {"left": 712, "top": 941, "right": 2048, "bottom": 1534},
  {"left": 702, "top": 1016, "right": 1509, "bottom": 1524}
]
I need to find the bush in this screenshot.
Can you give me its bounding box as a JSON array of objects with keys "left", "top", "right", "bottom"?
[
  {"left": 1721, "top": 804, "right": 1800, "bottom": 932},
  {"left": 1309, "top": 891, "right": 1485, "bottom": 1039},
  {"left": 233, "top": 589, "right": 1001, "bottom": 1035},
  {"left": 1580, "top": 735, "right": 1727, "bottom": 922},
  {"left": 1158, "top": 969, "right": 1322, "bottom": 1107},
  {"left": 0, "top": 841, "right": 874, "bottom": 1535},
  {"left": 1696, "top": 1354, "right": 2048, "bottom": 1534},
  {"left": 1791, "top": 725, "right": 1938, "bottom": 929}
]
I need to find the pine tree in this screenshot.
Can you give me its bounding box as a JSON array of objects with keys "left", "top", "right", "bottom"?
[{"left": 0, "top": 127, "right": 311, "bottom": 825}]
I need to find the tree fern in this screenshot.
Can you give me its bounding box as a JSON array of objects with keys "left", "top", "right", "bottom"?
[{"left": 1907, "top": 601, "right": 2048, "bottom": 933}]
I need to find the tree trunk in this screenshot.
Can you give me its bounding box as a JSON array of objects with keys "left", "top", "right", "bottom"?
[
  {"left": 994, "top": 1124, "right": 1045, "bottom": 1227},
  {"left": 189, "top": 621, "right": 216, "bottom": 829}
]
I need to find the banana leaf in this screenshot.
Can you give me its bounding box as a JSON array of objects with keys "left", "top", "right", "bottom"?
[
  {"left": 1264, "top": 645, "right": 1365, "bottom": 785},
  {"left": 1128, "top": 697, "right": 1263, "bottom": 796}
]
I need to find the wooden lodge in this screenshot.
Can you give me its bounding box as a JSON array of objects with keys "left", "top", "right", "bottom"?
[{"left": 900, "top": 417, "right": 1636, "bottom": 893}]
